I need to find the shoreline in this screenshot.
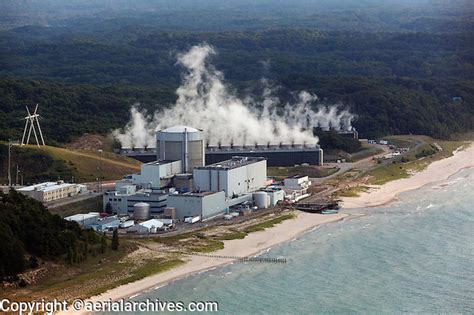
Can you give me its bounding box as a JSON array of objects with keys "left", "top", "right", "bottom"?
[
  {"left": 62, "top": 212, "right": 349, "bottom": 314},
  {"left": 60, "top": 142, "right": 473, "bottom": 314},
  {"left": 342, "top": 142, "right": 474, "bottom": 209}
]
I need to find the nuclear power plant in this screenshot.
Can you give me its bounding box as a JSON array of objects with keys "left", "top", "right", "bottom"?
[
  {"left": 120, "top": 126, "right": 324, "bottom": 167},
  {"left": 105, "top": 125, "right": 314, "bottom": 229}
]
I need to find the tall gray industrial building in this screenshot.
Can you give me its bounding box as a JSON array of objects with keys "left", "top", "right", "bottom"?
[{"left": 156, "top": 126, "right": 205, "bottom": 172}]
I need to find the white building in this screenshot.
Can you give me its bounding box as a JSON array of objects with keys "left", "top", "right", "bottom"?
[
  {"left": 261, "top": 187, "right": 286, "bottom": 206},
  {"left": 193, "top": 156, "right": 267, "bottom": 198},
  {"left": 167, "top": 191, "right": 228, "bottom": 221},
  {"left": 103, "top": 188, "right": 169, "bottom": 216},
  {"left": 17, "top": 181, "right": 83, "bottom": 202},
  {"left": 125, "top": 160, "right": 182, "bottom": 189},
  {"left": 64, "top": 213, "right": 100, "bottom": 228},
  {"left": 283, "top": 175, "right": 311, "bottom": 202},
  {"left": 127, "top": 218, "right": 167, "bottom": 234}
]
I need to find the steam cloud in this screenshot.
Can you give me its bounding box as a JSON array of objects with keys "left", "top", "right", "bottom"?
[{"left": 113, "top": 44, "right": 355, "bottom": 148}]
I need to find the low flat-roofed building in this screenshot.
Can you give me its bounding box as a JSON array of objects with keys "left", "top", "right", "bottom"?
[
  {"left": 284, "top": 175, "right": 311, "bottom": 190},
  {"left": 90, "top": 216, "right": 120, "bottom": 232},
  {"left": 283, "top": 175, "right": 311, "bottom": 202},
  {"left": 64, "top": 213, "right": 100, "bottom": 228},
  {"left": 261, "top": 187, "right": 285, "bottom": 206},
  {"left": 17, "top": 181, "right": 81, "bottom": 202},
  {"left": 167, "top": 191, "right": 228, "bottom": 221},
  {"left": 103, "top": 189, "right": 168, "bottom": 216}
]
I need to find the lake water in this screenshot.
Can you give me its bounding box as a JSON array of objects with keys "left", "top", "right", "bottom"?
[{"left": 107, "top": 167, "right": 474, "bottom": 314}]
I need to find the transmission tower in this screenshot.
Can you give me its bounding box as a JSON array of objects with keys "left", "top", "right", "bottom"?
[{"left": 21, "top": 104, "right": 45, "bottom": 146}]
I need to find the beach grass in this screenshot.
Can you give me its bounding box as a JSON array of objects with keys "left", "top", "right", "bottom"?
[
  {"left": 367, "top": 137, "right": 468, "bottom": 185},
  {"left": 215, "top": 230, "right": 248, "bottom": 240},
  {"left": 243, "top": 213, "right": 296, "bottom": 233},
  {"left": 337, "top": 185, "right": 370, "bottom": 197},
  {"left": 368, "top": 162, "right": 410, "bottom": 185}
]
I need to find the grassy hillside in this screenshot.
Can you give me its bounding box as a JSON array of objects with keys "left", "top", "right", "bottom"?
[{"left": 0, "top": 143, "right": 141, "bottom": 184}]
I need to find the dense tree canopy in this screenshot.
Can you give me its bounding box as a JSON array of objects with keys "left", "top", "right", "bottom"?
[
  {"left": 0, "top": 190, "right": 89, "bottom": 279},
  {"left": 0, "top": 0, "right": 472, "bottom": 142}
]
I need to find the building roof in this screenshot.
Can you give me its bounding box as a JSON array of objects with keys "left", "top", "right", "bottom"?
[
  {"left": 143, "top": 160, "right": 179, "bottom": 166},
  {"left": 65, "top": 213, "right": 99, "bottom": 222},
  {"left": 18, "top": 181, "right": 76, "bottom": 192},
  {"left": 170, "top": 191, "right": 221, "bottom": 198},
  {"left": 287, "top": 174, "right": 308, "bottom": 179},
  {"left": 196, "top": 156, "right": 266, "bottom": 170},
  {"left": 140, "top": 219, "right": 164, "bottom": 229},
  {"left": 95, "top": 216, "right": 120, "bottom": 226},
  {"left": 127, "top": 224, "right": 149, "bottom": 233},
  {"left": 162, "top": 126, "right": 199, "bottom": 133}
]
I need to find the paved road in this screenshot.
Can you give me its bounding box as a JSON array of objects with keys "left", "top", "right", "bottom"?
[
  {"left": 46, "top": 192, "right": 101, "bottom": 209},
  {"left": 310, "top": 163, "right": 353, "bottom": 184},
  {"left": 310, "top": 144, "right": 391, "bottom": 184}
]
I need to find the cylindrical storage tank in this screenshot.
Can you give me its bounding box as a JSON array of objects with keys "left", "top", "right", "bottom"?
[
  {"left": 280, "top": 143, "right": 292, "bottom": 149},
  {"left": 232, "top": 144, "right": 243, "bottom": 150},
  {"left": 220, "top": 145, "right": 231, "bottom": 151},
  {"left": 133, "top": 202, "right": 151, "bottom": 221},
  {"left": 156, "top": 126, "right": 205, "bottom": 172},
  {"left": 253, "top": 192, "right": 269, "bottom": 209},
  {"left": 256, "top": 143, "right": 268, "bottom": 150},
  {"left": 293, "top": 143, "right": 304, "bottom": 149}
]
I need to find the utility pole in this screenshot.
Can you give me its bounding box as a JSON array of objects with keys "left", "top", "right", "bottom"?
[
  {"left": 8, "top": 140, "right": 11, "bottom": 187},
  {"left": 98, "top": 149, "right": 103, "bottom": 193},
  {"left": 7, "top": 140, "right": 19, "bottom": 187}
]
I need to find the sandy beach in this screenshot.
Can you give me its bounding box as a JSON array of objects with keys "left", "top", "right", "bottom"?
[
  {"left": 342, "top": 142, "right": 474, "bottom": 209},
  {"left": 59, "top": 142, "right": 473, "bottom": 314},
  {"left": 60, "top": 211, "right": 347, "bottom": 314}
]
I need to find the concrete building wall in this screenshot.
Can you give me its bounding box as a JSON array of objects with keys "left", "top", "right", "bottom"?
[
  {"left": 205, "top": 149, "right": 323, "bottom": 167},
  {"left": 18, "top": 183, "right": 79, "bottom": 202},
  {"left": 156, "top": 126, "right": 205, "bottom": 172},
  {"left": 194, "top": 159, "right": 267, "bottom": 198},
  {"left": 202, "top": 191, "right": 228, "bottom": 220},
  {"left": 132, "top": 160, "right": 182, "bottom": 189},
  {"left": 104, "top": 191, "right": 168, "bottom": 215},
  {"left": 167, "top": 191, "right": 227, "bottom": 220}
]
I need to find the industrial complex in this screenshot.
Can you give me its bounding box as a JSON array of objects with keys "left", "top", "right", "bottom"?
[
  {"left": 91, "top": 125, "right": 316, "bottom": 233},
  {"left": 119, "top": 124, "right": 325, "bottom": 167},
  {"left": 14, "top": 125, "right": 330, "bottom": 235},
  {"left": 121, "top": 143, "right": 324, "bottom": 166}
]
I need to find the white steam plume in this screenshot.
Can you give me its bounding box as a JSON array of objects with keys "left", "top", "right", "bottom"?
[{"left": 113, "top": 44, "right": 355, "bottom": 148}]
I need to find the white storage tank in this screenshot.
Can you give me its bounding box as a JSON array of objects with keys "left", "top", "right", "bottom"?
[
  {"left": 133, "top": 202, "right": 151, "bottom": 221},
  {"left": 253, "top": 192, "right": 270, "bottom": 209},
  {"left": 156, "top": 126, "right": 205, "bottom": 172}
]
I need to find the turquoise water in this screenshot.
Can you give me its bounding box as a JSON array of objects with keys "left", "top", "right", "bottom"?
[{"left": 114, "top": 168, "right": 474, "bottom": 314}]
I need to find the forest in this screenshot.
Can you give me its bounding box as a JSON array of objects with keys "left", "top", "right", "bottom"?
[
  {"left": 0, "top": 0, "right": 472, "bottom": 143},
  {"left": 0, "top": 190, "right": 102, "bottom": 280}
]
